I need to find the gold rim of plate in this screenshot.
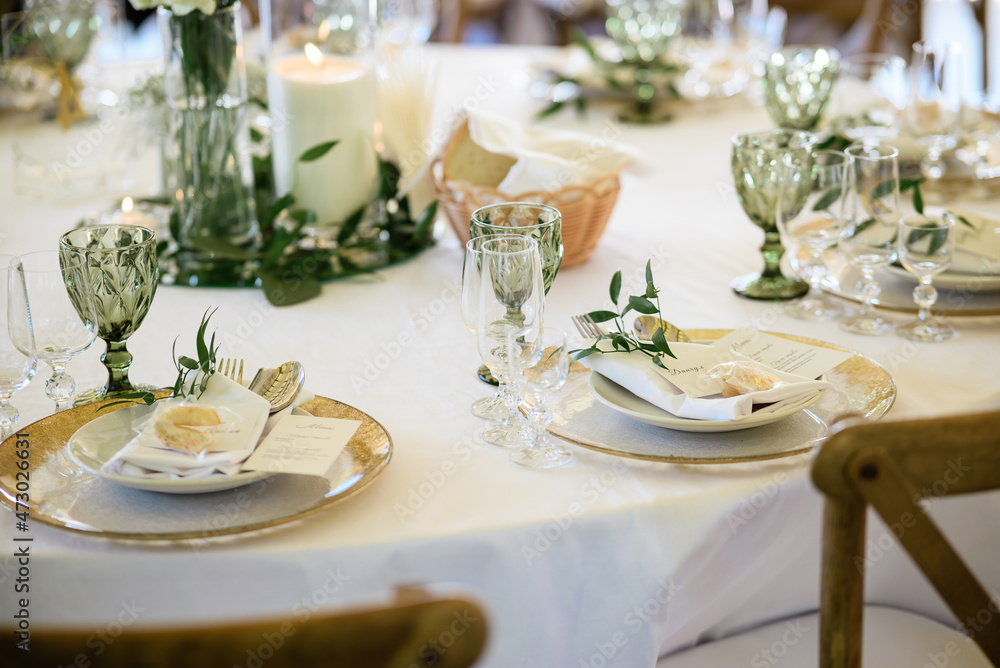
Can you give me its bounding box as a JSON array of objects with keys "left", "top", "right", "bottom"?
[
  {"left": 528, "top": 329, "right": 897, "bottom": 464},
  {"left": 0, "top": 395, "right": 392, "bottom": 542}
]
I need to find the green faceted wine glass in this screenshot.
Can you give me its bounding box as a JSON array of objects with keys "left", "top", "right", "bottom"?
[
  {"left": 59, "top": 225, "right": 159, "bottom": 403},
  {"left": 763, "top": 45, "right": 840, "bottom": 131},
  {"left": 469, "top": 203, "right": 563, "bottom": 387},
  {"left": 730, "top": 129, "right": 816, "bottom": 300}
]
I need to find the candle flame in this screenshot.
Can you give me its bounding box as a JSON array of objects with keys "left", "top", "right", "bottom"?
[
  {"left": 122, "top": 196, "right": 133, "bottom": 214},
  {"left": 305, "top": 42, "right": 324, "bottom": 66},
  {"left": 318, "top": 20, "right": 330, "bottom": 42}
]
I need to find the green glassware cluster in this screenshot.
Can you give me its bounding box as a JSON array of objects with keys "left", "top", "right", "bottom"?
[
  {"left": 470, "top": 203, "right": 564, "bottom": 295},
  {"left": 59, "top": 225, "right": 159, "bottom": 403},
  {"left": 731, "top": 129, "right": 816, "bottom": 300}
]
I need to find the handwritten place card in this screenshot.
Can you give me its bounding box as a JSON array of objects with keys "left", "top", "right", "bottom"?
[
  {"left": 241, "top": 415, "right": 361, "bottom": 477},
  {"left": 711, "top": 330, "right": 855, "bottom": 379},
  {"left": 653, "top": 346, "right": 740, "bottom": 398}
]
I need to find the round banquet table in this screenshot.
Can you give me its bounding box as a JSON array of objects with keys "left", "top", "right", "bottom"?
[{"left": 2, "top": 45, "right": 1000, "bottom": 667}]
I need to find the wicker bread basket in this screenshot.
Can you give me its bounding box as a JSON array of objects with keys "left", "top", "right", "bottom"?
[{"left": 433, "top": 122, "right": 621, "bottom": 267}]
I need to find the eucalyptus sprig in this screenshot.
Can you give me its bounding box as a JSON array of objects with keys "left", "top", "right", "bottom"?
[
  {"left": 571, "top": 260, "right": 677, "bottom": 368},
  {"left": 97, "top": 308, "right": 221, "bottom": 411}
]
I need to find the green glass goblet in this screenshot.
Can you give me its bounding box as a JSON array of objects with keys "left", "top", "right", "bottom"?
[
  {"left": 730, "top": 129, "right": 816, "bottom": 300},
  {"left": 469, "top": 202, "right": 563, "bottom": 387},
  {"left": 763, "top": 45, "right": 840, "bottom": 131},
  {"left": 59, "top": 225, "right": 159, "bottom": 403}
]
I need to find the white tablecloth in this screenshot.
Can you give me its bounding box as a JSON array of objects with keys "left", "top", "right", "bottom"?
[{"left": 2, "top": 46, "right": 999, "bottom": 667}]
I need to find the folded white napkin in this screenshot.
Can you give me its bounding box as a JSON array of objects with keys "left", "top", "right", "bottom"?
[
  {"left": 102, "top": 374, "right": 279, "bottom": 480},
  {"left": 467, "top": 110, "right": 648, "bottom": 195},
  {"left": 581, "top": 341, "right": 829, "bottom": 421},
  {"left": 948, "top": 209, "right": 1000, "bottom": 276}
]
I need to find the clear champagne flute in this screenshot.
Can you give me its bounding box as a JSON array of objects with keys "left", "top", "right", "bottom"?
[
  {"left": 907, "top": 41, "right": 963, "bottom": 186},
  {"left": 59, "top": 225, "right": 159, "bottom": 403},
  {"left": 896, "top": 213, "right": 957, "bottom": 342},
  {"left": 506, "top": 326, "right": 573, "bottom": 470},
  {"left": 1, "top": 256, "right": 37, "bottom": 440},
  {"left": 462, "top": 236, "right": 505, "bottom": 421},
  {"left": 9, "top": 251, "right": 98, "bottom": 411},
  {"left": 776, "top": 149, "right": 852, "bottom": 321},
  {"left": 839, "top": 144, "right": 900, "bottom": 336},
  {"left": 477, "top": 236, "right": 544, "bottom": 448}
]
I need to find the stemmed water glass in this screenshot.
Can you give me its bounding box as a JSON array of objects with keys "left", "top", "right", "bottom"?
[
  {"left": 469, "top": 202, "right": 563, "bottom": 387},
  {"left": 59, "top": 225, "right": 159, "bottom": 403},
  {"left": 839, "top": 144, "right": 900, "bottom": 336},
  {"left": 833, "top": 53, "right": 907, "bottom": 148},
  {"left": 1, "top": 256, "right": 36, "bottom": 440},
  {"left": 776, "top": 149, "right": 852, "bottom": 321},
  {"left": 8, "top": 251, "right": 98, "bottom": 411},
  {"left": 730, "top": 129, "right": 816, "bottom": 300},
  {"left": 763, "top": 45, "right": 840, "bottom": 131},
  {"left": 477, "top": 236, "right": 545, "bottom": 448},
  {"left": 907, "top": 41, "right": 964, "bottom": 186},
  {"left": 896, "top": 213, "right": 957, "bottom": 342},
  {"left": 506, "top": 326, "right": 574, "bottom": 470},
  {"left": 604, "top": 0, "right": 684, "bottom": 123},
  {"left": 462, "top": 236, "right": 506, "bottom": 421}
]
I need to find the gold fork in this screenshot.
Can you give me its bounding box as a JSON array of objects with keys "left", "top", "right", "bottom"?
[{"left": 219, "top": 358, "right": 244, "bottom": 385}]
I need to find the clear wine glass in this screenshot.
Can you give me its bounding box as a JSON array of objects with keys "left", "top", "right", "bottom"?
[
  {"left": 0, "top": 255, "right": 37, "bottom": 440},
  {"left": 763, "top": 45, "right": 840, "bottom": 132},
  {"left": 839, "top": 144, "right": 900, "bottom": 336},
  {"left": 730, "top": 128, "right": 816, "bottom": 300},
  {"left": 377, "top": 0, "right": 439, "bottom": 46},
  {"left": 58, "top": 224, "right": 159, "bottom": 403},
  {"left": 907, "top": 41, "right": 964, "bottom": 186},
  {"left": 605, "top": 0, "right": 684, "bottom": 123},
  {"left": 462, "top": 236, "right": 505, "bottom": 421},
  {"left": 896, "top": 213, "right": 957, "bottom": 342},
  {"left": 777, "top": 149, "right": 852, "bottom": 321},
  {"left": 833, "top": 53, "right": 907, "bottom": 148},
  {"left": 9, "top": 251, "right": 98, "bottom": 411},
  {"left": 506, "top": 326, "right": 574, "bottom": 470},
  {"left": 477, "top": 236, "right": 545, "bottom": 448}
]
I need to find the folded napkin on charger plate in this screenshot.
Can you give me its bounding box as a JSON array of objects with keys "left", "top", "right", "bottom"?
[
  {"left": 467, "top": 110, "right": 649, "bottom": 194},
  {"left": 948, "top": 209, "right": 1000, "bottom": 276},
  {"left": 581, "top": 341, "right": 830, "bottom": 421},
  {"left": 102, "top": 374, "right": 314, "bottom": 480}
]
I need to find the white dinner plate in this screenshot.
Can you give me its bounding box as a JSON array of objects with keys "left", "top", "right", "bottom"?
[
  {"left": 66, "top": 404, "right": 270, "bottom": 495},
  {"left": 588, "top": 372, "right": 824, "bottom": 433}
]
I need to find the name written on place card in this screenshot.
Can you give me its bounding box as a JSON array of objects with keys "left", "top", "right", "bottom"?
[
  {"left": 711, "top": 330, "right": 855, "bottom": 379},
  {"left": 241, "top": 415, "right": 361, "bottom": 477}
]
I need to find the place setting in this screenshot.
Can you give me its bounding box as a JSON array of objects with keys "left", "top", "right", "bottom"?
[{"left": 0, "top": 258, "right": 392, "bottom": 541}]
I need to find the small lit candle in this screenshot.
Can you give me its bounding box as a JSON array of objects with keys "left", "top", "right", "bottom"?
[
  {"left": 267, "top": 43, "right": 378, "bottom": 229},
  {"left": 103, "top": 197, "right": 154, "bottom": 227}
]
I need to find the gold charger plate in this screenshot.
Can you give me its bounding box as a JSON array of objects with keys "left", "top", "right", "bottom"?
[
  {"left": 0, "top": 395, "right": 392, "bottom": 542},
  {"left": 532, "top": 329, "right": 896, "bottom": 464}
]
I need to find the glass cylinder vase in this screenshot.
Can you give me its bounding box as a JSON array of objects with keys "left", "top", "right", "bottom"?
[
  {"left": 262, "top": 0, "right": 379, "bottom": 245},
  {"left": 159, "top": 2, "right": 260, "bottom": 286}
]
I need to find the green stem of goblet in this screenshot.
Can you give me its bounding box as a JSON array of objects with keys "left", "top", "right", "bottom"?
[
  {"left": 760, "top": 226, "right": 786, "bottom": 279},
  {"left": 102, "top": 339, "right": 135, "bottom": 395}
]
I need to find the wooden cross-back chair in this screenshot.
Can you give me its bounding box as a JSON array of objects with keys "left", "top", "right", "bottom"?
[
  {"left": 658, "top": 409, "right": 1000, "bottom": 668},
  {"left": 812, "top": 409, "right": 1000, "bottom": 667},
  {"left": 2, "top": 588, "right": 488, "bottom": 668}
]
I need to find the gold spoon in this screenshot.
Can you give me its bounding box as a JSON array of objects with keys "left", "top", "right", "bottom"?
[{"left": 633, "top": 316, "right": 692, "bottom": 343}]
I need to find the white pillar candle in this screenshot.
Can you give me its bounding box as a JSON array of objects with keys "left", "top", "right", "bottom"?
[{"left": 267, "top": 46, "right": 378, "bottom": 227}]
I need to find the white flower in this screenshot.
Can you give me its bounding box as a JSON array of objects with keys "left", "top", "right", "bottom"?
[{"left": 127, "top": 0, "right": 217, "bottom": 15}]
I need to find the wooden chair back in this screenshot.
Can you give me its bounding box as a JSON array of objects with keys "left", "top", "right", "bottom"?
[
  {"left": 2, "top": 588, "right": 488, "bottom": 668},
  {"left": 812, "top": 409, "right": 1000, "bottom": 668}
]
